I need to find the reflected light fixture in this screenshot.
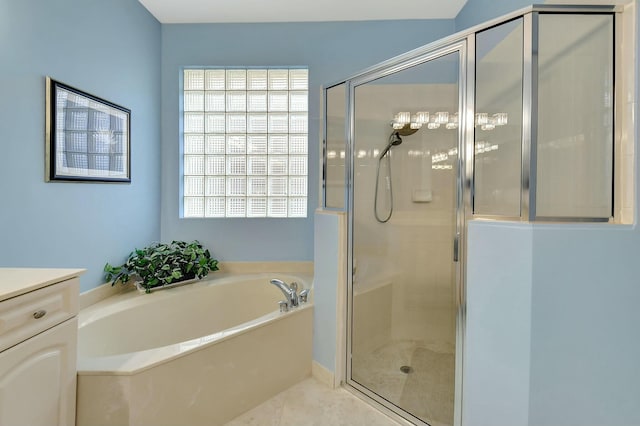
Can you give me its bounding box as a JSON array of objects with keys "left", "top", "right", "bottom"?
[
  {"left": 391, "top": 111, "right": 508, "bottom": 131},
  {"left": 475, "top": 112, "right": 508, "bottom": 130},
  {"left": 391, "top": 110, "right": 459, "bottom": 131}
]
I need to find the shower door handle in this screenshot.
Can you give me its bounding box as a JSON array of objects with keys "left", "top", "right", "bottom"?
[{"left": 453, "top": 232, "right": 460, "bottom": 262}]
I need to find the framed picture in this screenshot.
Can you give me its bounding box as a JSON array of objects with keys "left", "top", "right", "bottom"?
[{"left": 45, "top": 77, "right": 131, "bottom": 182}]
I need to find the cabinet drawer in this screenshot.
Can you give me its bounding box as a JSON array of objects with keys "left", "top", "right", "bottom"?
[{"left": 0, "top": 277, "right": 79, "bottom": 352}]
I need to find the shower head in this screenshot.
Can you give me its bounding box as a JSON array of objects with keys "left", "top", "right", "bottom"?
[
  {"left": 379, "top": 132, "right": 403, "bottom": 159},
  {"left": 390, "top": 132, "right": 403, "bottom": 146},
  {"left": 378, "top": 122, "right": 420, "bottom": 159}
]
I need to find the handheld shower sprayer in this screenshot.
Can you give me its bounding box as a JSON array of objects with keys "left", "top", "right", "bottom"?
[
  {"left": 374, "top": 123, "right": 420, "bottom": 223},
  {"left": 378, "top": 124, "right": 419, "bottom": 159},
  {"left": 378, "top": 132, "right": 403, "bottom": 159}
]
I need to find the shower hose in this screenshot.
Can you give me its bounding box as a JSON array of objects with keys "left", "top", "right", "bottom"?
[{"left": 374, "top": 150, "right": 393, "bottom": 223}]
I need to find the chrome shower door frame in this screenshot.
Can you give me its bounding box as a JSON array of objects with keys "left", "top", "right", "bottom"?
[{"left": 345, "top": 38, "right": 471, "bottom": 426}]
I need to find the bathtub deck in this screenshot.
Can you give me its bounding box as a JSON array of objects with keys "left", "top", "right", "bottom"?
[{"left": 224, "top": 377, "right": 403, "bottom": 426}]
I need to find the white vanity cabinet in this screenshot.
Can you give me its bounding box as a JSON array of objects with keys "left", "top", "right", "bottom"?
[{"left": 0, "top": 268, "right": 84, "bottom": 426}]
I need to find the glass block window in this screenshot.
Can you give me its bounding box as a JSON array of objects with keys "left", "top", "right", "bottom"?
[{"left": 183, "top": 68, "right": 308, "bottom": 218}]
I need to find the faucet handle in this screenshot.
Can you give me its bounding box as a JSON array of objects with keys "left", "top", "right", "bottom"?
[
  {"left": 290, "top": 281, "right": 298, "bottom": 292},
  {"left": 299, "top": 289, "right": 310, "bottom": 303},
  {"left": 278, "top": 300, "right": 289, "bottom": 312}
]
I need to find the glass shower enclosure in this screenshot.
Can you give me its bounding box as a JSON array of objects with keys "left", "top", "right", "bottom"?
[
  {"left": 325, "top": 41, "right": 467, "bottom": 426},
  {"left": 349, "top": 47, "right": 463, "bottom": 426},
  {"left": 323, "top": 5, "right": 618, "bottom": 426}
]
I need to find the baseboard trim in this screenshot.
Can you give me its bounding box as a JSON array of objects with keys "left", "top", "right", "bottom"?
[{"left": 312, "top": 360, "right": 338, "bottom": 389}]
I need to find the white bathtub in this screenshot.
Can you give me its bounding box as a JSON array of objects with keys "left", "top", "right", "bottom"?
[{"left": 76, "top": 273, "right": 313, "bottom": 426}]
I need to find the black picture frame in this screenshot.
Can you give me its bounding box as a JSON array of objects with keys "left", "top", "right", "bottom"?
[{"left": 45, "top": 77, "right": 131, "bottom": 182}]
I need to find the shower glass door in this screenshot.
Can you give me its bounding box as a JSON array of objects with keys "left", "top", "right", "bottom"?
[{"left": 348, "top": 47, "right": 462, "bottom": 426}]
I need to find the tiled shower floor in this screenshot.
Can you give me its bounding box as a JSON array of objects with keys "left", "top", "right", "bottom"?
[{"left": 352, "top": 340, "right": 455, "bottom": 426}]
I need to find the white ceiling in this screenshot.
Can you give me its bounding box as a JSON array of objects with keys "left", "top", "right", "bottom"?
[{"left": 138, "top": 0, "right": 469, "bottom": 24}]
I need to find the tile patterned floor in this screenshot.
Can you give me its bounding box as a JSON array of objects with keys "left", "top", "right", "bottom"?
[{"left": 224, "top": 377, "right": 403, "bottom": 426}]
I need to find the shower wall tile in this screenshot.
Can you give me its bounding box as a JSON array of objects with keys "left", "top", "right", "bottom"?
[
  {"left": 623, "top": 155, "right": 634, "bottom": 210},
  {"left": 621, "top": 207, "right": 634, "bottom": 224},
  {"left": 619, "top": 99, "right": 635, "bottom": 222},
  {"left": 621, "top": 103, "right": 635, "bottom": 156},
  {"left": 353, "top": 283, "right": 392, "bottom": 353}
]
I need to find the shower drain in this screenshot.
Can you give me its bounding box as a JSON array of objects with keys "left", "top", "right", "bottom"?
[{"left": 400, "top": 365, "right": 414, "bottom": 374}]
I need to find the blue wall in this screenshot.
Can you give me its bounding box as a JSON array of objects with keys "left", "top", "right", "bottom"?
[
  {"left": 464, "top": 222, "right": 533, "bottom": 426},
  {"left": 455, "top": 0, "right": 532, "bottom": 31},
  {"left": 0, "top": 0, "right": 161, "bottom": 291},
  {"left": 313, "top": 211, "right": 344, "bottom": 372},
  {"left": 160, "top": 20, "right": 455, "bottom": 262},
  {"left": 528, "top": 225, "right": 640, "bottom": 426}
]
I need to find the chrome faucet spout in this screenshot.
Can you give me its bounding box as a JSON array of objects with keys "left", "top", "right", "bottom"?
[
  {"left": 270, "top": 278, "right": 291, "bottom": 294},
  {"left": 270, "top": 278, "right": 299, "bottom": 308}
]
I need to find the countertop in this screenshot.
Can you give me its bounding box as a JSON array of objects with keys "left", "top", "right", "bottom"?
[{"left": 0, "top": 268, "right": 85, "bottom": 302}]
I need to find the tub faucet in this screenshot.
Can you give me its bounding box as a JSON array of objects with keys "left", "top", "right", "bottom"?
[{"left": 270, "top": 278, "right": 299, "bottom": 308}]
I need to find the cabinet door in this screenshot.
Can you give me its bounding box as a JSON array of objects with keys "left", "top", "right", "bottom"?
[{"left": 0, "top": 318, "right": 77, "bottom": 426}]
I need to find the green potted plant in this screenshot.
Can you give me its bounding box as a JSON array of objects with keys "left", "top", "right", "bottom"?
[{"left": 104, "top": 240, "right": 219, "bottom": 293}]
